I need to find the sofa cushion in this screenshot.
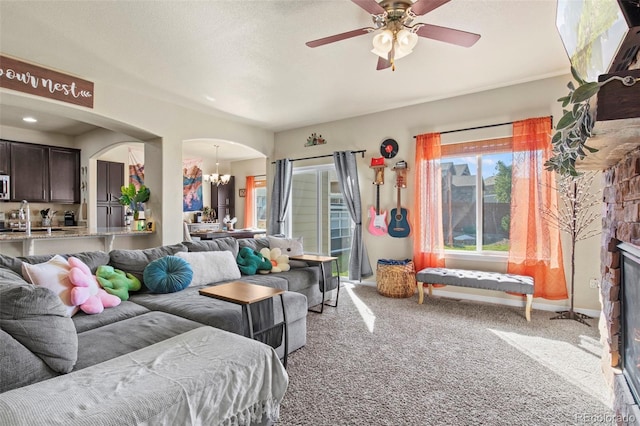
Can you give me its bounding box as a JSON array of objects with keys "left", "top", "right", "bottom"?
[
  {"left": 72, "top": 301, "right": 150, "bottom": 333},
  {"left": 75, "top": 311, "right": 204, "bottom": 370},
  {"left": 237, "top": 237, "right": 270, "bottom": 252},
  {"left": 144, "top": 256, "right": 193, "bottom": 293},
  {"left": 176, "top": 251, "right": 241, "bottom": 286},
  {"left": 183, "top": 237, "right": 239, "bottom": 257},
  {"left": 0, "top": 251, "right": 110, "bottom": 275},
  {"left": 0, "top": 329, "right": 57, "bottom": 393},
  {"left": 0, "top": 267, "right": 78, "bottom": 374},
  {"left": 21, "top": 254, "right": 78, "bottom": 317},
  {"left": 268, "top": 236, "right": 304, "bottom": 256},
  {"left": 109, "top": 243, "right": 187, "bottom": 285}
]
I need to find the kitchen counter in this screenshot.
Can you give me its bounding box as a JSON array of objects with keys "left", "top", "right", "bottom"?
[{"left": 0, "top": 227, "right": 154, "bottom": 256}]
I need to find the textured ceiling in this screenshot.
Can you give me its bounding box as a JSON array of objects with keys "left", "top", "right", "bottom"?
[{"left": 0, "top": 0, "right": 569, "bottom": 141}]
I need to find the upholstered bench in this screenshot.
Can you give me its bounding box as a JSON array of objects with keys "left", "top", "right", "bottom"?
[{"left": 415, "top": 267, "right": 534, "bottom": 321}]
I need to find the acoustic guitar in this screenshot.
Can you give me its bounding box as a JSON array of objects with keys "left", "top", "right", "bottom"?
[
  {"left": 368, "top": 164, "right": 388, "bottom": 236},
  {"left": 388, "top": 161, "right": 410, "bottom": 238}
]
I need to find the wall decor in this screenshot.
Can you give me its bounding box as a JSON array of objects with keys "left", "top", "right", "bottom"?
[
  {"left": 239, "top": 188, "right": 246, "bottom": 197},
  {"left": 305, "top": 133, "right": 326, "bottom": 146},
  {"left": 0, "top": 55, "right": 94, "bottom": 108},
  {"left": 128, "top": 148, "right": 144, "bottom": 190},
  {"left": 183, "top": 159, "right": 203, "bottom": 212},
  {"left": 380, "top": 138, "right": 399, "bottom": 158}
]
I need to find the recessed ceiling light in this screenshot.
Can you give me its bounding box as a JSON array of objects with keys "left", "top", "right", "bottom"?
[{"left": 22, "top": 116, "right": 37, "bottom": 123}]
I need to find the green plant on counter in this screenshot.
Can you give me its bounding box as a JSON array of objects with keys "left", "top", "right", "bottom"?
[{"left": 118, "top": 184, "right": 150, "bottom": 212}]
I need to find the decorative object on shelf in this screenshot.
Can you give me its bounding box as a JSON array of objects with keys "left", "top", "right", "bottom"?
[
  {"left": 118, "top": 183, "right": 150, "bottom": 220},
  {"left": 202, "top": 206, "right": 213, "bottom": 222},
  {"left": 203, "top": 145, "right": 231, "bottom": 186},
  {"left": 305, "top": 133, "right": 326, "bottom": 147},
  {"left": 223, "top": 215, "right": 237, "bottom": 231},
  {"left": 239, "top": 188, "right": 246, "bottom": 197},
  {"left": 544, "top": 67, "right": 640, "bottom": 176},
  {"left": 541, "top": 171, "right": 601, "bottom": 325},
  {"left": 380, "top": 138, "right": 398, "bottom": 158}
]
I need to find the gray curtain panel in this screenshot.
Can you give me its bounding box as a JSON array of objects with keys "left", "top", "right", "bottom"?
[
  {"left": 333, "top": 151, "right": 373, "bottom": 281},
  {"left": 268, "top": 159, "right": 292, "bottom": 236}
]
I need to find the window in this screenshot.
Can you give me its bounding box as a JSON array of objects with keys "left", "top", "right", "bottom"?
[
  {"left": 254, "top": 178, "right": 267, "bottom": 229},
  {"left": 441, "top": 139, "right": 512, "bottom": 253}
]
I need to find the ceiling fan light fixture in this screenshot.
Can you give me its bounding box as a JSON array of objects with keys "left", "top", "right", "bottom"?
[
  {"left": 396, "top": 29, "right": 418, "bottom": 50},
  {"left": 371, "top": 29, "right": 394, "bottom": 58}
]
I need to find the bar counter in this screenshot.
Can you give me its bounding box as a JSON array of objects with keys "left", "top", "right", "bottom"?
[{"left": 0, "top": 227, "right": 154, "bottom": 256}]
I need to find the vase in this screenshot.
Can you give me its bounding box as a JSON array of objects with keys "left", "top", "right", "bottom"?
[{"left": 42, "top": 218, "right": 51, "bottom": 227}]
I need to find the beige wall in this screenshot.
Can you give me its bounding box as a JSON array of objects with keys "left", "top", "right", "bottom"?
[{"left": 274, "top": 74, "right": 603, "bottom": 312}]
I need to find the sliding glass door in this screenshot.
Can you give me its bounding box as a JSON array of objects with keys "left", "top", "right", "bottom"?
[{"left": 288, "top": 165, "right": 351, "bottom": 275}]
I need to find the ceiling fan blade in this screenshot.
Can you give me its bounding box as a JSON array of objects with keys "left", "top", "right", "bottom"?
[
  {"left": 409, "top": 0, "right": 451, "bottom": 16},
  {"left": 306, "top": 27, "right": 372, "bottom": 48},
  {"left": 351, "top": 0, "right": 386, "bottom": 15},
  {"left": 376, "top": 56, "right": 392, "bottom": 70},
  {"left": 416, "top": 24, "right": 481, "bottom": 47}
]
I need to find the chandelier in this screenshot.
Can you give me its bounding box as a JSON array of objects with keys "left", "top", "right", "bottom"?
[{"left": 203, "top": 145, "right": 231, "bottom": 186}]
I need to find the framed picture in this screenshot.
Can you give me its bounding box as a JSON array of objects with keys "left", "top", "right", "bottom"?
[{"left": 239, "top": 188, "right": 246, "bottom": 197}]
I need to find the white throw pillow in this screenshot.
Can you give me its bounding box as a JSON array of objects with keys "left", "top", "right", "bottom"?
[
  {"left": 21, "top": 254, "right": 78, "bottom": 317},
  {"left": 268, "top": 236, "right": 304, "bottom": 256},
  {"left": 175, "top": 251, "right": 241, "bottom": 286}
]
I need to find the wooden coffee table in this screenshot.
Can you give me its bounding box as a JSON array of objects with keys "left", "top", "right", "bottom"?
[{"left": 199, "top": 281, "right": 288, "bottom": 367}]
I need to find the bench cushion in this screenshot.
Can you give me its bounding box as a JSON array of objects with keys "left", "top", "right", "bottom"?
[{"left": 416, "top": 267, "right": 534, "bottom": 295}]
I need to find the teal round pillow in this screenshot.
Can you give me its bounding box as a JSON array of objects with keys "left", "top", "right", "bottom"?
[{"left": 143, "top": 256, "right": 193, "bottom": 293}]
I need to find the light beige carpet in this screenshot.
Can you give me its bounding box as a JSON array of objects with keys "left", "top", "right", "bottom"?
[{"left": 279, "top": 283, "right": 613, "bottom": 425}]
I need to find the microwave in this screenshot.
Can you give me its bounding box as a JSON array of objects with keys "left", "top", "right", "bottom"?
[{"left": 0, "top": 175, "right": 9, "bottom": 201}]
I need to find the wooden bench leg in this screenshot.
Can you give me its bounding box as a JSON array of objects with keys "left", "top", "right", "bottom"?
[
  {"left": 418, "top": 282, "right": 424, "bottom": 304},
  {"left": 525, "top": 294, "right": 533, "bottom": 322}
]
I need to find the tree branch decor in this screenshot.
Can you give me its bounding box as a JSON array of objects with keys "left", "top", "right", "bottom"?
[
  {"left": 541, "top": 171, "right": 601, "bottom": 325},
  {"left": 545, "top": 67, "right": 640, "bottom": 176}
]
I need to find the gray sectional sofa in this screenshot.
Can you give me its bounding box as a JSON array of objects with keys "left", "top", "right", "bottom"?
[{"left": 0, "top": 236, "right": 324, "bottom": 425}]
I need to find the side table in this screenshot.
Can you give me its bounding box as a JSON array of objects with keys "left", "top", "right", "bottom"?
[
  {"left": 199, "top": 281, "right": 288, "bottom": 367},
  {"left": 290, "top": 254, "right": 340, "bottom": 314}
]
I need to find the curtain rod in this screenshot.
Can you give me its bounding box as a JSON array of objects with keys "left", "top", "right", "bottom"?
[
  {"left": 271, "top": 149, "right": 366, "bottom": 164},
  {"left": 412, "top": 116, "right": 553, "bottom": 138}
]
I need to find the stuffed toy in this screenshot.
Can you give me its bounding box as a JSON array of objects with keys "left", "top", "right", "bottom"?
[
  {"left": 258, "top": 247, "right": 291, "bottom": 274},
  {"left": 96, "top": 265, "right": 142, "bottom": 301},
  {"left": 68, "top": 257, "right": 121, "bottom": 315},
  {"left": 236, "top": 246, "right": 272, "bottom": 275}
]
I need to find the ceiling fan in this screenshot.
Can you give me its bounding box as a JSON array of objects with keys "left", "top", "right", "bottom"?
[{"left": 305, "top": 0, "right": 480, "bottom": 71}]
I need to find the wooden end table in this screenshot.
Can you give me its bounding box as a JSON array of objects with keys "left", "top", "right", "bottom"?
[
  {"left": 199, "top": 281, "right": 288, "bottom": 367},
  {"left": 289, "top": 254, "right": 340, "bottom": 314}
]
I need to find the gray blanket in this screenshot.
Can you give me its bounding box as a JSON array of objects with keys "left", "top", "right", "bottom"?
[{"left": 0, "top": 327, "right": 288, "bottom": 425}]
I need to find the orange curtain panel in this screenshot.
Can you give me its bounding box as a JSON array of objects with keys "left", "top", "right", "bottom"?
[
  {"left": 507, "top": 117, "right": 568, "bottom": 299},
  {"left": 413, "top": 133, "right": 445, "bottom": 271},
  {"left": 244, "top": 176, "right": 256, "bottom": 228}
]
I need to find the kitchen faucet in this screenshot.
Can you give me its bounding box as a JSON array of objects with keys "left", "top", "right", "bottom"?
[{"left": 19, "top": 200, "right": 31, "bottom": 236}]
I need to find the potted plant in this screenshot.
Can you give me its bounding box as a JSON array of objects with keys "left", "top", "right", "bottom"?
[{"left": 118, "top": 184, "right": 150, "bottom": 220}]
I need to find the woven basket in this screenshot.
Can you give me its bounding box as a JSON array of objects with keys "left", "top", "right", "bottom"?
[{"left": 376, "top": 260, "right": 416, "bottom": 298}]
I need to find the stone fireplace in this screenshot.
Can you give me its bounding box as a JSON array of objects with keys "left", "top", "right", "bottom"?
[{"left": 601, "top": 146, "right": 640, "bottom": 424}]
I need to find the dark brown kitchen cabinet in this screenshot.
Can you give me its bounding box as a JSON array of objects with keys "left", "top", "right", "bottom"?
[
  {"left": 0, "top": 141, "right": 9, "bottom": 175},
  {"left": 97, "top": 160, "right": 124, "bottom": 227},
  {"left": 49, "top": 147, "right": 80, "bottom": 203},
  {"left": 9, "top": 142, "right": 80, "bottom": 203},
  {"left": 10, "top": 143, "right": 48, "bottom": 202},
  {"left": 211, "top": 176, "right": 235, "bottom": 221},
  {"left": 97, "top": 204, "right": 125, "bottom": 228}
]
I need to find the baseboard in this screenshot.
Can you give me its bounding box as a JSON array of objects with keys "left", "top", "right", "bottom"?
[{"left": 351, "top": 280, "right": 601, "bottom": 318}]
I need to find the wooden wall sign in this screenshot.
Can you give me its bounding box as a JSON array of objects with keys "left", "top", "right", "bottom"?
[{"left": 0, "top": 55, "right": 94, "bottom": 108}]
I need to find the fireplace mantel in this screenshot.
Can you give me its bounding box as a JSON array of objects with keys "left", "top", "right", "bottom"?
[{"left": 577, "top": 117, "right": 640, "bottom": 171}]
